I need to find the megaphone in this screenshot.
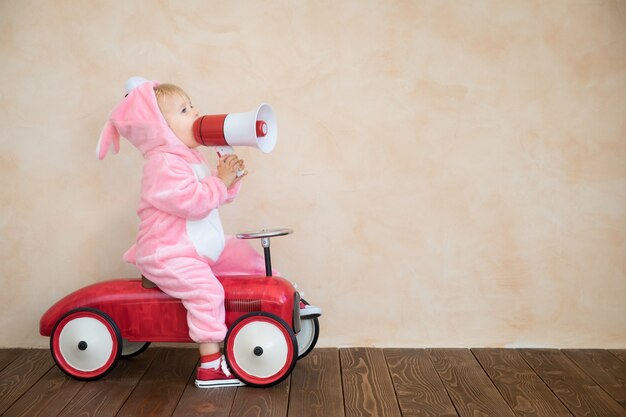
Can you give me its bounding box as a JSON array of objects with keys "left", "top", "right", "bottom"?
[{"left": 193, "top": 103, "right": 277, "bottom": 156}]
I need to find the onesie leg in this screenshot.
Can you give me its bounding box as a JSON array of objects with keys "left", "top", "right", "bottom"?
[
  {"left": 139, "top": 256, "right": 227, "bottom": 343},
  {"left": 210, "top": 236, "right": 272, "bottom": 276}
]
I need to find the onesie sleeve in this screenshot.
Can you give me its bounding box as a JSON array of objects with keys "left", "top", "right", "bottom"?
[{"left": 142, "top": 154, "right": 229, "bottom": 220}]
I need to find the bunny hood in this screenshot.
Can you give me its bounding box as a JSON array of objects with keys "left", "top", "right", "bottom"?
[{"left": 97, "top": 78, "right": 202, "bottom": 163}]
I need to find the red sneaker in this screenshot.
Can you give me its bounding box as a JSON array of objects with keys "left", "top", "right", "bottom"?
[{"left": 195, "top": 356, "right": 245, "bottom": 388}]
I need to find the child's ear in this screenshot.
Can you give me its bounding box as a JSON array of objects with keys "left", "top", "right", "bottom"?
[{"left": 96, "top": 121, "right": 120, "bottom": 160}]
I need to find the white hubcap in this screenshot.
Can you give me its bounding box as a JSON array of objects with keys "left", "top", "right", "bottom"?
[
  {"left": 297, "top": 319, "right": 315, "bottom": 355},
  {"left": 59, "top": 317, "right": 113, "bottom": 371},
  {"left": 233, "top": 320, "right": 288, "bottom": 378},
  {"left": 121, "top": 340, "right": 146, "bottom": 356}
]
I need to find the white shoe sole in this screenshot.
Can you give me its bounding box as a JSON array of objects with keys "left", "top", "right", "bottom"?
[{"left": 195, "top": 379, "right": 246, "bottom": 388}]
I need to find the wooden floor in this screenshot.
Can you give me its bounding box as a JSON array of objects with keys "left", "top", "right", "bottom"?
[{"left": 0, "top": 348, "right": 625, "bottom": 417}]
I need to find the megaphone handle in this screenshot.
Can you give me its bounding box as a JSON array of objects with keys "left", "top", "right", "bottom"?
[
  {"left": 215, "top": 146, "right": 234, "bottom": 157},
  {"left": 216, "top": 146, "right": 245, "bottom": 177}
]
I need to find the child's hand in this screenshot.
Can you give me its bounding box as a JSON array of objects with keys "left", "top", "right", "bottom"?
[{"left": 217, "top": 155, "right": 247, "bottom": 188}]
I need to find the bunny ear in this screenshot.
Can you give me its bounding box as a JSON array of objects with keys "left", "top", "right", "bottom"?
[
  {"left": 125, "top": 76, "right": 148, "bottom": 94},
  {"left": 96, "top": 121, "right": 120, "bottom": 160}
]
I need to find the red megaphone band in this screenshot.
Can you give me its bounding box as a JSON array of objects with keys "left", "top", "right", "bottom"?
[
  {"left": 193, "top": 115, "right": 229, "bottom": 146},
  {"left": 193, "top": 115, "right": 268, "bottom": 147}
]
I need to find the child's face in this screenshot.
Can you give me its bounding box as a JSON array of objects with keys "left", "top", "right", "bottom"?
[{"left": 157, "top": 92, "right": 200, "bottom": 148}]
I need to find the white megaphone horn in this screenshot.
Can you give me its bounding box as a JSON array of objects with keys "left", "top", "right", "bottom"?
[{"left": 192, "top": 103, "right": 277, "bottom": 157}]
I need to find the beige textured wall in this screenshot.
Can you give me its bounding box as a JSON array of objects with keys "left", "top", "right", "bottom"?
[{"left": 1, "top": 1, "right": 625, "bottom": 348}]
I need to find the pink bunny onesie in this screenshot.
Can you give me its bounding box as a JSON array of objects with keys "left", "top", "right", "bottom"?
[{"left": 97, "top": 79, "right": 266, "bottom": 343}]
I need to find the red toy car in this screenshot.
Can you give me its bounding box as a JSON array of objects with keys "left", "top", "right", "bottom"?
[{"left": 40, "top": 229, "right": 320, "bottom": 387}]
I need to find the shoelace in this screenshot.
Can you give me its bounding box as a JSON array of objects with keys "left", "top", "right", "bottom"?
[{"left": 220, "top": 356, "right": 232, "bottom": 377}]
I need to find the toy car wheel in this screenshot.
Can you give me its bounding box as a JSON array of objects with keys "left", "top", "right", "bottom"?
[
  {"left": 50, "top": 307, "right": 122, "bottom": 381},
  {"left": 121, "top": 340, "right": 151, "bottom": 358},
  {"left": 225, "top": 312, "right": 297, "bottom": 387},
  {"left": 296, "top": 300, "right": 319, "bottom": 360}
]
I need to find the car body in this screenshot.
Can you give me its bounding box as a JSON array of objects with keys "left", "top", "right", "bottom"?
[{"left": 40, "top": 274, "right": 311, "bottom": 386}]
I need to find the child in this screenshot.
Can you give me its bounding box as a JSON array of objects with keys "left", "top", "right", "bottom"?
[{"left": 97, "top": 77, "right": 268, "bottom": 388}]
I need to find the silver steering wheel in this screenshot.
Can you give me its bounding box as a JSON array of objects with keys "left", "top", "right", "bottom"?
[
  {"left": 236, "top": 228, "right": 293, "bottom": 240},
  {"left": 236, "top": 228, "right": 293, "bottom": 276}
]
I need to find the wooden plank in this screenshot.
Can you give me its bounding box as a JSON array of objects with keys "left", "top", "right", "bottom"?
[
  {"left": 341, "top": 347, "right": 402, "bottom": 417},
  {"left": 229, "top": 377, "right": 291, "bottom": 417},
  {"left": 562, "top": 349, "right": 626, "bottom": 408},
  {"left": 384, "top": 348, "right": 458, "bottom": 417},
  {"left": 2, "top": 366, "right": 84, "bottom": 417},
  {"left": 115, "top": 347, "right": 199, "bottom": 417},
  {"left": 171, "top": 361, "right": 237, "bottom": 417},
  {"left": 171, "top": 383, "right": 237, "bottom": 417},
  {"left": 56, "top": 348, "right": 158, "bottom": 417},
  {"left": 0, "top": 349, "right": 54, "bottom": 415},
  {"left": 0, "top": 349, "right": 25, "bottom": 372},
  {"left": 610, "top": 350, "right": 626, "bottom": 364},
  {"left": 472, "top": 349, "right": 573, "bottom": 417},
  {"left": 288, "top": 348, "right": 345, "bottom": 417},
  {"left": 521, "top": 349, "right": 626, "bottom": 417},
  {"left": 427, "top": 348, "right": 516, "bottom": 417}
]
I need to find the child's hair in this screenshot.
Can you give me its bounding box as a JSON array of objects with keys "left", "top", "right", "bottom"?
[{"left": 154, "top": 83, "right": 189, "bottom": 102}]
